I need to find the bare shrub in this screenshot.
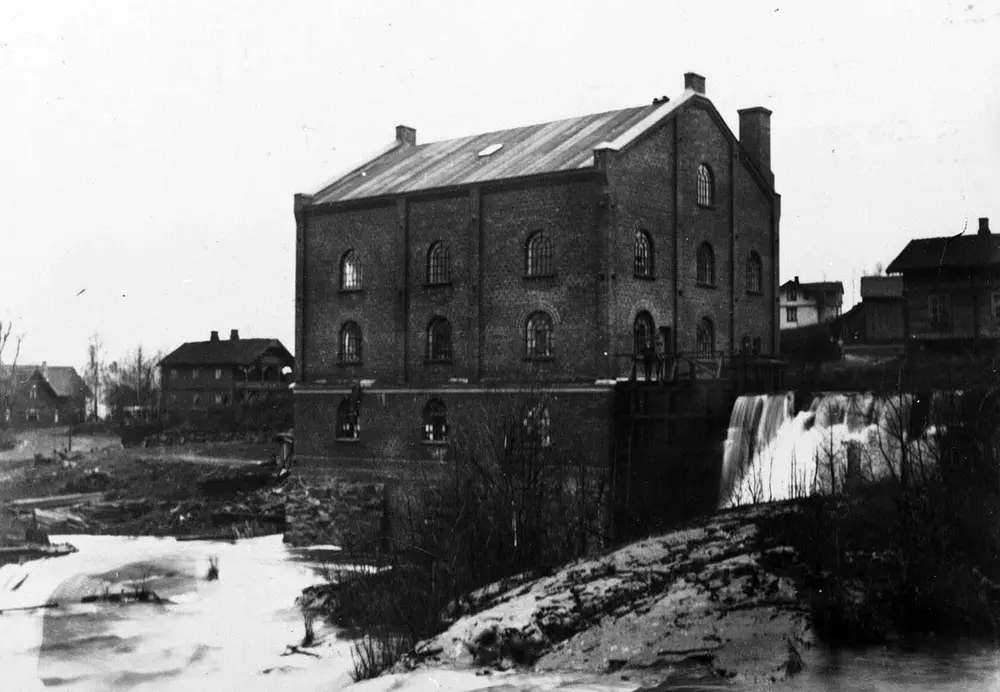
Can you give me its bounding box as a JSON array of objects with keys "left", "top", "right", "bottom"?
[{"left": 315, "top": 387, "right": 608, "bottom": 681}]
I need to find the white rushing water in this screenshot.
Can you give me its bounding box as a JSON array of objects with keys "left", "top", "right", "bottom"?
[
  {"left": 0, "top": 535, "right": 356, "bottom": 691},
  {"left": 720, "top": 391, "right": 945, "bottom": 508}
]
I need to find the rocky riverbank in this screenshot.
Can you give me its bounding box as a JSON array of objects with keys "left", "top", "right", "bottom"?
[{"left": 301, "top": 502, "right": 814, "bottom": 689}]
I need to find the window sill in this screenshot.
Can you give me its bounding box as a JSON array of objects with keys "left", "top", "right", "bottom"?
[
  {"left": 745, "top": 290, "right": 764, "bottom": 296},
  {"left": 523, "top": 356, "right": 555, "bottom": 363},
  {"left": 634, "top": 274, "right": 656, "bottom": 281},
  {"left": 425, "top": 359, "right": 454, "bottom": 365},
  {"left": 524, "top": 274, "right": 556, "bottom": 281},
  {"left": 696, "top": 282, "right": 718, "bottom": 289},
  {"left": 696, "top": 202, "right": 716, "bottom": 210},
  {"left": 339, "top": 288, "right": 364, "bottom": 295},
  {"left": 335, "top": 437, "right": 361, "bottom": 444},
  {"left": 425, "top": 281, "right": 453, "bottom": 288},
  {"left": 421, "top": 440, "right": 449, "bottom": 446}
]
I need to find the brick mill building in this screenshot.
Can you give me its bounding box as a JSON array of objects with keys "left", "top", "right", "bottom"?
[{"left": 293, "top": 73, "right": 780, "bottom": 481}]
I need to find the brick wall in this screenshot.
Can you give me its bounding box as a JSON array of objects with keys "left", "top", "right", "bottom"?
[
  {"left": 302, "top": 203, "right": 399, "bottom": 383},
  {"left": 295, "top": 387, "right": 613, "bottom": 470},
  {"left": 480, "top": 181, "right": 604, "bottom": 382},
  {"left": 406, "top": 196, "right": 474, "bottom": 384},
  {"left": 605, "top": 103, "right": 777, "bottom": 362}
]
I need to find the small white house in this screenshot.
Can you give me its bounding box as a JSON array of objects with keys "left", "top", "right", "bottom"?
[{"left": 779, "top": 278, "right": 844, "bottom": 330}]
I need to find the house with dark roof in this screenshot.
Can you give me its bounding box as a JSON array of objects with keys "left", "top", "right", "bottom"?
[
  {"left": 158, "top": 330, "right": 294, "bottom": 419},
  {"left": 779, "top": 278, "right": 844, "bottom": 330},
  {"left": 886, "top": 216, "right": 999, "bottom": 348},
  {"left": 1, "top": 364, "right": 91, "bottom": 427},
  {"left": 293, "top": 72, "right": 780, "bottom": 477}
]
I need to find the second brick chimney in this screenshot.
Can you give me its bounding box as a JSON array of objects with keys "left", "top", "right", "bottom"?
[
  {"left": 396, "top": 125, "right": 416, "bottom": 146},
  {"left": 210, "top": 330, "right": 219, "bottom": 342},
  {"left": 738, "top": 107, "right": 773, "bottom": 182},
  {"left": 230, "top": 329, "right": 239, "bottom": 341},
  {"left": 684, "top": 72, "right": 706, "bottom": 95},
  {"left": 979, "top": 217, "right": 990, "bottom": 236}
]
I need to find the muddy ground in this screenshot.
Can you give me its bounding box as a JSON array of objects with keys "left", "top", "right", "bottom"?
[{"left": 0, "top": 428, "right": 287, "bottom": 540}]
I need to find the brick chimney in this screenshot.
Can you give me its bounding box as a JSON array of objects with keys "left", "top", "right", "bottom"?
[
  {"left": 210, "top": 331, "right": 219, "bottom": 342},
  {"left": 979, "top": 217, "right": 990, "bottom": 236},
  {"left": 396, "top": 125, "right": 416, "bottom": 146},
  {"left": 230, "top": 329, "right": 239, "bottom": 341},
  {"left": 738, "top": 107, "right": 773, "bottom": 182},
  {"left": 684, "top": 72, "right": 706, "bottom": 95}
]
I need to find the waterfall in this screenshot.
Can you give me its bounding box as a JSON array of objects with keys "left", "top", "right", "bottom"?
[{"left": 720, "top": 391, "right": 943, "bottom": 509}]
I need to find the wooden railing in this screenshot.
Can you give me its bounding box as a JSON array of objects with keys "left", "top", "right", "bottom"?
[{"left": 615, "top": 350, "right": 786, "bottom": 391}]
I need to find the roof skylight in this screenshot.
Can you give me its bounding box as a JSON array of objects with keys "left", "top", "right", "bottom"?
[{"left": 477, "top": 143, "right": 503, "bottom": 158}]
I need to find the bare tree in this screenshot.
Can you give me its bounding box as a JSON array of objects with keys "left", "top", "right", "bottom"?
[
  {"left": 0, "top": 318, "right": 26, "bottom": 428},
  {"left": 86, "top": 332, "right": 105, "bottom": 421}
]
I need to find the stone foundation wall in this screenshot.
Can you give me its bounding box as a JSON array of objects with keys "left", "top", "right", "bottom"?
[{"left": 282, "top": 475, "right": 388, "bottom": 549}]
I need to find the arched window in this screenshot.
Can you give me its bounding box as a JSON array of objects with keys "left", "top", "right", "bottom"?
[
  {"left": 336, "top": 399, "right": 359, "bottom": 440},
  {"left": 696, "top": 242, "right": 715, "bottom": 287},
  {"left": 426, "top": 317, "right": 453, "bottom": 362},
  {"left": 746, "top": 251, "right": 763, "bottom": 294},
  {"left": 696, "top": 317, "right": 715, "bottom": 356},
  {"left": 740, "top": 335, "right": 752, "bottom": 354},
  {"left": 634, "top": 230, "right": 653, "bottom": 278},
  {"left": 340, "top": 250, "right": 362, "bottom": 291},
  {"left": 522, "top": 399, "right": 551, "bottom": 454},
  {"left": 525, "top": 231, "right": 554, "bottom": 277},
  {"left": 422, "top": 399, "right": 448, "bottom": 442},
  {"left": 525, "top": 312, "right": 553, "bottom": 359},
  {"left": 697, "top": 164, "right": 714, "bottom": 207},
  {"left": 633, "top": 311, "right": 654, "bottom": 354},
  {"left": 339, "top": 321, "right": 362, "bottom": 364},
  {"left": 427, "top": 241, "right": 450, "bottom": 285}
]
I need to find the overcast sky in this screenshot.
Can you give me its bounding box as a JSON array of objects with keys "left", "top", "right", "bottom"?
[{"left": 2, "top": 0, "right": 998, "bottom": 369}]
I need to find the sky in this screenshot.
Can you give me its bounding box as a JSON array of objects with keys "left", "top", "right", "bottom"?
[{"left": 2, "top": 0, "right": 999, "bottom": 369}]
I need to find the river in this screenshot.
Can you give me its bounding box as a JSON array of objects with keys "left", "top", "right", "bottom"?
[
  {"left": 0, "top": 534, "right": 356, "bottom": 691},
  {"left": 3, "top": 536, "right": 1000, "bottom": 691}
]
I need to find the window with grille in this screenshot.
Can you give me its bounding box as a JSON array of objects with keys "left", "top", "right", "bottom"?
[
  {"left": 336, "top": 399, "right": 359, "bottom": 440},
  {"left": 786, "top": 307, "right": 798, "bottom": 323},
  {"left": 697, "top": 243, "right": 715, "bottom": 286},
  {"left": 339, "top": 321, "right": 362, "bottom": 363},
  {"left": 634, "top": 230, "right": 653, "bottom": 278},
  {"left": 697, "top": 164, "right": 714, "bottom": 207},
  {"left": 215, "top": 368, "right": 222, "bottom": 380},
  {"left": 525, "top": 312, "right": 553, "bottom": 358},
  {"left": 929, "top": 295, "right": 950, "bottom": 328},
  {"left": 192, "top": 368, "right": 200, "bottom": 380},
  {"left": 746, "top": 251, "right": 763, "bottom": 293},
  {"left": 426, "top": 317, "right": 453, "bottom": 362},
  {"left": 522, "top": 400, "right": 551, "bottom": 454},
  {"left": 340, "top": 250, "right": 362, "bottom": 291},
  {"left": 526, "top": 231, "right": 554, "bottom": 277},
  {"left": 422, "top": 399, "right": 448, "bottom": 442},
  {"left": 633, "top": 311, "right": 654, "bottom": 354},
  {"left": 696, "top": 317, "right": 714, "bottom": 356},
  {"left": 427, "top": 241, "right": 450, "bottom": 285}
]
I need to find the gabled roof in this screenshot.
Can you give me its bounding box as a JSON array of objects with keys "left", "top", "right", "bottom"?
[
  {"left": 158, "top": 338, "right": 293, "bottom": 368},
  {"left": 886, "top": 234, "right": 1000, "bottom": 273},
  {"left": 38, "top": 366, "right": 91, "bottom": 399},
  {"left": 308, "top": 91, "right": 703, "bottom": 205},
  {"left": 780, "top": 280, "right": 844, "bottom": 296},
  {"left": 3, "top": 365, "right": 91, "bottom": 399},
  {"left": 860, "top": 276, "right": 903, "bottom": 299}
]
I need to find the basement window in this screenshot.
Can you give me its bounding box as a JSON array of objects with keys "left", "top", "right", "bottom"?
[{"left": 477, "top": 143, "right": 503, "bottom": 157}]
